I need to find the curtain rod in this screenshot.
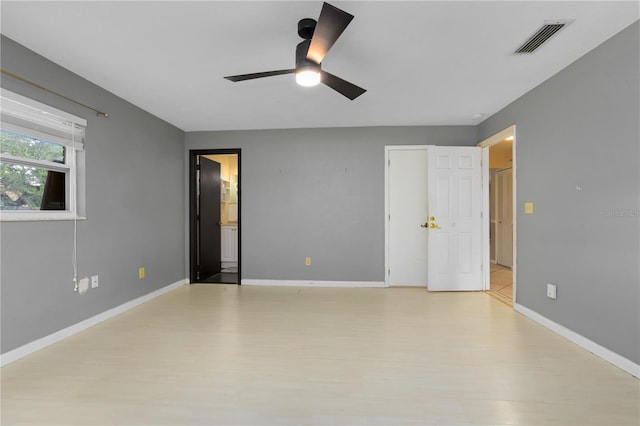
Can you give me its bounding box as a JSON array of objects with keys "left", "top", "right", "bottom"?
[{"left": 1, "top": 68, "right": 109, "bottom": 117}]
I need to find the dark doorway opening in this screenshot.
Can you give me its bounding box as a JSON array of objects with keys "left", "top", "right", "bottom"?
[{"left": 189, "top": 149, "right": 241, "bottom": 284}]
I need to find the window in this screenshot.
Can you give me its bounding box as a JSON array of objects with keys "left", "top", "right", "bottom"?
[{"left": 0, "top": 89, "right": 86, "bottom": 220}]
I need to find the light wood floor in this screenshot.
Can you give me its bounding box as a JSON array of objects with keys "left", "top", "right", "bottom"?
[
  {"left": 2, "top": 285, "right": 638, "bottom": 425},
  {"left": 488, "top": 263, "right": 513, "bottom": 305}
]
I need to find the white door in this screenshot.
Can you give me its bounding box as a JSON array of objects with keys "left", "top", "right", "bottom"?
[
  {"left": 388, "top": 148, "right": 428, "bottom": 286},
  {"left": 496, "top": 168, "right": 513, "bottom": 267},
  {"left": 427, "top": 146, "right": 483, "bottom": 291}
]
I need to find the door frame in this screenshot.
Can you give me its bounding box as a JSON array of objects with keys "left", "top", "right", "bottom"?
[
  {"left": 189, "top": 149, "right": 241, "bottom": 284},
  {"left": 385, "top": 145, "right": 429, "bottom": 287},
  {"left": 477, "top": 125, "right": 516, "bottom": 298}
]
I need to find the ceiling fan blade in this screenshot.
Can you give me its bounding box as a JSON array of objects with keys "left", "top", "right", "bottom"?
[
  {"left": 321, "top": 71, "right": 366, "bottom": 100},
  {"left": 224, "top": 69, "right": 295, "bottom": 82},
  {"left": 306, "top": 3, "right": 354, "bottom": 64}
]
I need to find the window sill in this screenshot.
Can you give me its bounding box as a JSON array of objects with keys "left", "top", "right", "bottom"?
[{"left": 0, "top": 213, "right": 87, "bottom": 222}]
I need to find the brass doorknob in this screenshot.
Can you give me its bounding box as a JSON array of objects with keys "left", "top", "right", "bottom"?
[{"left": 429, "top": 223, "right": 441, "bottom": 229}]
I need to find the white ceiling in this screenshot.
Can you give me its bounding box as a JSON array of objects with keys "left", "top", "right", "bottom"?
[{"left": 1, "top": 1, "right": 638, "bottom": 132}]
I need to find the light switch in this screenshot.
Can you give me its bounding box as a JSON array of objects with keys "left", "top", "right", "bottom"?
[
  {"left": 547, "top": 283, "right": 557, "bottom": 299},
  {"left": 78, "top": 277, "right": 89, "bottom": 294},
  {"left": 524, "top": 202, "right": 533, "bottom": 214}
]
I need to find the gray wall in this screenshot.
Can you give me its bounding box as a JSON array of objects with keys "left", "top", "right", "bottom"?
[
  {"left": 1, "top": 36, "right": 185, "bottom": 354},
  {"left": 478, "top": 22, "right": 639, "bottom": 364},
  {"left": 186, "top": 126, "right": 477, "bottom": 282}
]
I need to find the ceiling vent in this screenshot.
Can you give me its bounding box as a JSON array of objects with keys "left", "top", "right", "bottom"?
[{"left": 514, "top": 20, "right": 574, "bottom": 54}]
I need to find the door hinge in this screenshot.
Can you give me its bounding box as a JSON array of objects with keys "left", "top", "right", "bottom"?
[
  {"left": 388, "top": 159, "right": 390, "bottom": 166},
  {"left": 388, "top": 268, "right": 391, "bottom": 275},
  {"left": 195, "top": 164, "right": 201, "bottom": 170},
  {"left": 388, "top": 214, "right": 391, "bottom": 221}
]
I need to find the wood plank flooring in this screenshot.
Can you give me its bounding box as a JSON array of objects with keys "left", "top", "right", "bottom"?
[
  {"left": 488, "top": 264, "right": 513, "bottom": 306},
  {"left": 2, "top": 284, "right": 638, "bottom": 425}
]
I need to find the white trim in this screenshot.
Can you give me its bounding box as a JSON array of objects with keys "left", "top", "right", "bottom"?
[
  {"left": 0, "top": 279, "right": 187, "bottom": 367},
  {"left": 477, "top": 125, "right": 515, "bottom": 148},
  {"left": 241, "top": 279, "right": 385, "bottom": 288},
  {"left": 0, "top": 212, "right": 87, "bottom": 222},
  {"left": 514, "top": 303, "right": 640, "bottom": 378},
  {"left": 511, "top": 131, "right": 517, "bottom": 301},
  {"left": 481, "top": 146, "right": 490, "bottom": 290}
]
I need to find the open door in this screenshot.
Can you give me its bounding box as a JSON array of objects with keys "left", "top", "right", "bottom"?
[
  {"left": 427, "top": 146, "right": 483, "bottom": 291},
  {"left": 496, "top": 168, "right": 514, "bottom": 268},
  {"left": 198, "top": 157, "right": 222, "bottom": 280}
]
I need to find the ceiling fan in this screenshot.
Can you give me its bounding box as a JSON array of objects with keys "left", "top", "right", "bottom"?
[{"left": 223, "top": 2, "right": 366, "bottom": 100}]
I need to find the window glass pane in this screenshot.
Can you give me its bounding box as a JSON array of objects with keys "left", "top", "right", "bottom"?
[
  {"left": 0, "top": 162, "right": 65, "bottom": 210},
  {"left": 0, "top": 130, "right": 65, "bottom": 163}
]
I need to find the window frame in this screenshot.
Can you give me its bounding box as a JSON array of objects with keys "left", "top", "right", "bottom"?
[{"left": 1, "top": 89, "right": 86, "bottom": 221}]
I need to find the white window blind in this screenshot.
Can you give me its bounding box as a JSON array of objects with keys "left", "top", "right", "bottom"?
[{"left": 1, "top": 88, "right": 86, "bottom": 150}]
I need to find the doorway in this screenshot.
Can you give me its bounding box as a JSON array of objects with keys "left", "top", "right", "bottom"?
[
  {"left": 189, "top": 149, "right": 241, "bottom": 284},
  {"left": 478, "top": 126, "right": 516, "bottom": 305},
  {"left": 384, "top": 145, "right": 484, "bottom": 291}
]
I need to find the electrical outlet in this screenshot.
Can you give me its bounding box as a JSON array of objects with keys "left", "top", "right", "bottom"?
[
  {"left": 305, "top": 257, "right": 311, "bottom": 266},
  {"left": 139, "top": 267, "right": 145, "bottom": 279},
  {"left": 525, "top": 202, "right": 534, "bottom": 214},
  {"left": 547, "top": 283, "right": 557, "bottom": 299},
  {"left": 91, "top": 275, "right": 99, "bottom": 288}
]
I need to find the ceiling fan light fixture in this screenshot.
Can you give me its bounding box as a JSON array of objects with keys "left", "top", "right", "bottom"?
[
  {"left": 296, "top": 69, "right": 321, "bottom": 87},
  {"left": 223, "top": 3, "right": 366, "bottom": 99}
]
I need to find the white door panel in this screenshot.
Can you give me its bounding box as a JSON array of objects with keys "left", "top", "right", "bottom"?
[
  {"left": 388, "top": 149, "right": 428, "bottom": 286},
  {"left": 427, "top": 146, "right": 483, "bottom": 291}
]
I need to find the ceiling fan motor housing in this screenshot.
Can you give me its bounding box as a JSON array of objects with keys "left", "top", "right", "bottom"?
[{"left": 297, "top": 18, "right": 316, "bottom": 39}]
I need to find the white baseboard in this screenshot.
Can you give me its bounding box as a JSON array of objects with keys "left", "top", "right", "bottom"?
[
  {"left": 514, "top": 303, "right": 640, "bottom": 378},
  {"left": 1, "top": 279, "right": 187, "bottom": 367},
  {"left": 241, "top": 279, "right": 385, "bottom": 288}
]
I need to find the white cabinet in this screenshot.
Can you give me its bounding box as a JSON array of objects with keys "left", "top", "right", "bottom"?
[{"left": 221, "top": 225, "right": 238, "bottom": 262}]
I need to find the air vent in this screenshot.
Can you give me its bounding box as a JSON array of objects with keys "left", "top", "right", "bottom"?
[{"left": 514, "top": 20, "right": 574, "bottom": 54}]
